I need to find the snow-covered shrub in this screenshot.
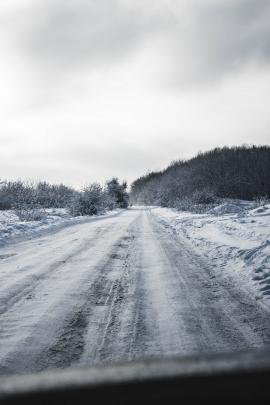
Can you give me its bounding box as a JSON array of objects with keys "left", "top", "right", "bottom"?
[
  {"left": 106, "top": 178, "right": 129, "bottom": 208},
  {"left": 254, "top": 196, "right": 269, "bottom": 207},
  {"left": 67, "top": 192, "right": 82, "bottom": 217},
  {"left": 0, "top": 180, "right": 11, "bottom": 210},
  {"left": 16, "top": 205, "right": 47, "bottom": 221},
  {"left": 171, "top": 189, "right": 218, "bottom": 213},
  {"left": 36, "top": 182, "right": 75, "bottom": 208},
  {"left": 190, "top": 189, "right": 216, "bottom": 205},
  {"left": 9, "top": 181, "right": 46, "bottom": 221},
  {"left": 173, "top": 197, "right": 193, "bottom": 212},
  {"left": 69, "top": 183, "right": 107, "bottom": 216},
  {"left": 1, "top": 178, "right": 129, "bottom": 218}
]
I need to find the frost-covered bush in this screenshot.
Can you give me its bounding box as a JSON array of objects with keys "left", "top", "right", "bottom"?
[
  {"left": 189, "top": 189, "right": 217, "bottom": 205},
  {"left": 173, "top": 197, "right": 193, "bottom": 211},
  {"left": 69, "top": 183, "right": 107, "bottom": 216},
  {"left": 106, "top": 178, "right": 129, "bottom": 209},
  {"left": 16, "top": 205, "right": 47, "bottom": 221},
  {"left": 7, "top": 181, "right": 47, "bottom": 221},
  {"left": 67, "top": 192, "right": 82, "bottom": 217},
  {"left": 36, "top": 182, "right": 75, "bottom": 208},
  {"left": 254, "top": 196, "right": 269, "bottom": 207},
  {"left": 0, "top": 180, "right": 77, "bottom": 211},
  {"left": 68, "top": 179, "right": 129, "bottom": 216},
  {"left": 0, "top": 177, "right": 129, "bottom": 218},
  {"left": 0, "top": 181, "right": 11, "bottom": 210}
]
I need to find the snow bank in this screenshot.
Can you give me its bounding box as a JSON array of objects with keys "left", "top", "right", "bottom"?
[
  {"left": 0, "top": 208, "right": 122, "bottom": 246},
  {"left": 151, "top": 200, "right": 270, "bottom": 305}
]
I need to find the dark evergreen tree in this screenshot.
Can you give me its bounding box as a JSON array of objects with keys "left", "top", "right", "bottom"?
[{"left": 106, "top": 178, "right": 129, "bottom": 208}]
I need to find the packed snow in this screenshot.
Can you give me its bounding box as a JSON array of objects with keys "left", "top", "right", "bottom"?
[
  {"left": 0, "top": 206, "right": 270, "bottom": 376},
  {"left": 0, "top": 209, "right": 122, "bottom": 247},
  {"left": 151, "top": 200, "right": 270, "bottom": 306}
]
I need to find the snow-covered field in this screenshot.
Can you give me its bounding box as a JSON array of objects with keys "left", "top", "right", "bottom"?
[
  {"left": 0, "top": 209, "right": 122, "bottom": 247},
  {"left": 151, "top": 200, "right": 270, "bottom": 306}
]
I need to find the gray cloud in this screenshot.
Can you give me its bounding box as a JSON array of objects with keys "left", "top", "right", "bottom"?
[
  {"left": 166, "top": 0, "right": 270, "bottom": 85},
  {"left": 21, "top": 0, "right": 167, "bottom": 74},
  {"left": 201, "top": 0, "right": 270, "bottom": 68},
  {"left": 17, "top": 0, "right": 270, "bottom": 85},
  {"left": 1, "top": 0, "right": 269, "bottom": 186}
]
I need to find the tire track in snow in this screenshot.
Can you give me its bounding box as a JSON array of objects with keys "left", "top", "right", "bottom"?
[
  {"left": 0, "top": 211, "right": 137, "bottom": 375},
  {"left": 1, "top": 207, "right": 270, "bottom": 376},
  {"left": 148, "top": 210, "right": 270, "bottom": 352},
  {"left": 36, "top": 232, "right": 137, "bottom": 370},
  {"left": 0, "top": 227, "right": 109, "bottom": 317}
]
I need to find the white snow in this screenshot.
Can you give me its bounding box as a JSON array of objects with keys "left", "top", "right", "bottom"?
[
  {"left": 0, "top": 208, "right": 122, "bottom": 247},
  {"left": 151, "top": 200, "right": 270, "bottom": 305},
  {"left": 0, "top": 206, "right": 270, "bottom": 375}
]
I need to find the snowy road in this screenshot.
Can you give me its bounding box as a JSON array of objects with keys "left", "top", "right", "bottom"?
[{"left": 0, "top": 207, "right": 270, "bottom": 376}]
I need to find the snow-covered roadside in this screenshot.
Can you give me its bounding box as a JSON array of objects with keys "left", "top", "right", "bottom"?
[
  {"left": 0, "top": 208, "right": 122, "bottom": 247},
  {"left": 151, "top": 201, "right": 270, "bottom": 305}
]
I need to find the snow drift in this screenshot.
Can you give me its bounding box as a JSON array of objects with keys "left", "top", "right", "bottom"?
[
  {"left": 0, "top": 208, "right": 122, "bottom": 246},
  {"left": 151, "top": 200, "right": 270, "bottom": 305}
]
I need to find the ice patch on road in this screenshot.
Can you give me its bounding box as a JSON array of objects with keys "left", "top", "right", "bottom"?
[{"left": 151, "top": 201, "right": 270, "bottom": 305}]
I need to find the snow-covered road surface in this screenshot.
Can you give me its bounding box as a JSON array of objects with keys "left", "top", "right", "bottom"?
[{"left": 0, "top": 207, "right": 270, "bottom": 376}]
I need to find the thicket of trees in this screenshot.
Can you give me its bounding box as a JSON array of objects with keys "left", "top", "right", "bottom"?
[
  {"left": 70, "top": 178, "right": 128, "bottom": 216},
  {"left": 130, "top": 145, "right": 270, "bottom": 210},
  {"left": 0, "top": 178, "right": 129, "bottom": 220},
  {"left": 2, "top": 145, "right": 269, "bottom": 219}
]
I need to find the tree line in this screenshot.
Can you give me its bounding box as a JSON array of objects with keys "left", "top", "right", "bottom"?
[
  {"left": 130, "top": 145, "right": 270, "bottom": 209},
  {"left": 0, "top": 178, "right": 129, "bottom": 220}
]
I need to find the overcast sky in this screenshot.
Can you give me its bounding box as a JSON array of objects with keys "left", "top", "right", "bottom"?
[{"left": 0, "top": 0, "right": 270, "bottom": 187}]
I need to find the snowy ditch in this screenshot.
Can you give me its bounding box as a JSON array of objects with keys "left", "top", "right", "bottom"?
[{"left": 151, "top": 200, "right": 270, "bottom": 306}]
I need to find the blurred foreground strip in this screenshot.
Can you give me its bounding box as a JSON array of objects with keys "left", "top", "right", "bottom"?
[{"left": 0, "top": 351, "right": 270, "bottom": 404}]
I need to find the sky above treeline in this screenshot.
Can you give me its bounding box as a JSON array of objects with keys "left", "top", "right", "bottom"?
[{"left": 0, "top": 0, "right": 270, "bottom": 187}]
